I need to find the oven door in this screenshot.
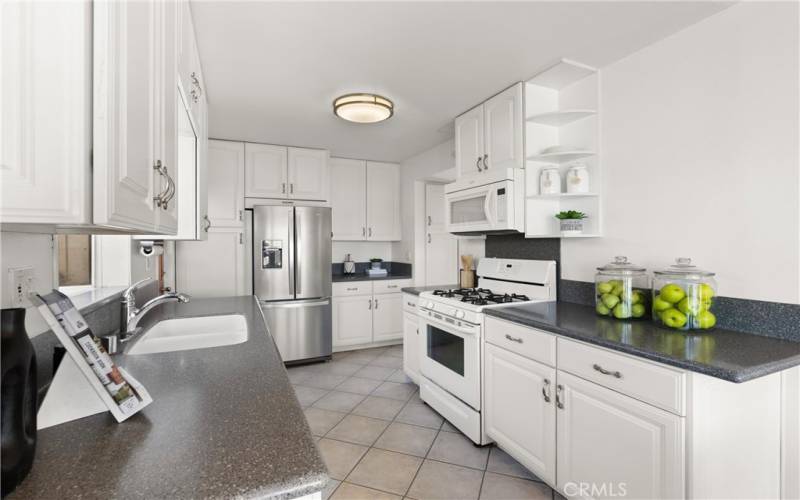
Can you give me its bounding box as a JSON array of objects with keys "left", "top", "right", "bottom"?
[
  {"left": 445, "top": 183, "right": 497, "bottom": 233},
  {"left": 419, "top": 312, "right": 481, "bottom": 410}
]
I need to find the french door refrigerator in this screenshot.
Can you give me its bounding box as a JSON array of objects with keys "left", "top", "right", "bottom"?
[{"left": 254, "top": 205, "right": 332, "bottom": 363}]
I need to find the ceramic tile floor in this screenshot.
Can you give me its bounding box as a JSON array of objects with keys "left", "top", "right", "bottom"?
[{"left": 288, "top": 345, "right": 564, "bottom": 500}]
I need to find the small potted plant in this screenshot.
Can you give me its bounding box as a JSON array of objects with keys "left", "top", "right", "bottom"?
[
  {"left": 555, "top": 210, "right": 587, "bottom": 235},
  {"left": 369, "top": 258, "right": 383, "bottom": 270}
]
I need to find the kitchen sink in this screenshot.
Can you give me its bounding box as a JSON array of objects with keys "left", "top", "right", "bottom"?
[{"left": 127, "top": 314, "right": 248, "bottom": 355}]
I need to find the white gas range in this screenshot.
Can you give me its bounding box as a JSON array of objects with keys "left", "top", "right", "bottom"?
[{"left": 417, "top": 258, "right": 557, "bottom": 445}]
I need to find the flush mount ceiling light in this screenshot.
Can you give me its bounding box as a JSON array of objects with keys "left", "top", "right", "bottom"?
[{"left": 333, "top": 93, "right": 394, "bottom": 123}]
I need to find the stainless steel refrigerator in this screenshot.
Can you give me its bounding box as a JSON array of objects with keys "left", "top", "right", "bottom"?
[{"left": 253, "top": 205, "right": 332, "bottom": 363}]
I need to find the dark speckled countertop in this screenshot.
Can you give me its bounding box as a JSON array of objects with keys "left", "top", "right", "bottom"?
[
  {"left": 485, "top": 301, "right": 800, "bottom": 383},
  {"left": 332, "top": 273, "right": 412, "bottom": 282},
  {"left": 10, "top": 296, "right": 327, "bottom": 500},
  {"left": 401, "top": 285, "right": 459, "bottom": 296}
]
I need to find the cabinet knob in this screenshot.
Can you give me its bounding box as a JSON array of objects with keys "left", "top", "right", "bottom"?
[{"left": 593, "top": 364, "right": 622, "bottom": 379}]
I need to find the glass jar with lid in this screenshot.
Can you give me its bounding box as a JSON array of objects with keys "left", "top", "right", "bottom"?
[
  {"left": 595, "top": 256, "right": 649, "bottom": 320},
  {"left": 652, "top": 258, "right": 717, "bottom": 331}
]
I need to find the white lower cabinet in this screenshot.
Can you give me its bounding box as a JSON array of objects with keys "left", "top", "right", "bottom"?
[
  {"left": 332, "top": 295, "right": 374, "bottom": 347},
  {"left": 332, "top": 280, "right": 409, "bottom": 350},
  {"left": 484, "top": 343, "right": 556, "bottom": 485},
  {"left": 176, "top": 227, "right": 245, "bottom": 298},
  {"left": 402, "top": 294, "right": 420, "bottom": 383},
  {"left": 556, "top": 370, "right": 684, "bottom": 500}
]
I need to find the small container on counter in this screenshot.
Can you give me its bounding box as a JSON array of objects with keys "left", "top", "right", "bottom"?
[
  {"left": 566, "top": 162, "right": 590, "bottom": 193},
  {"left": 595, "top": 256, "right": 649, "bottom": 320},
  {"left": 652, "top": 258, "right": 717, "bottom": 331}
]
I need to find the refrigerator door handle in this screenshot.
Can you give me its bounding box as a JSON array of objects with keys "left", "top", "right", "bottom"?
[
  {"left": 287, "top": 209, "right": 295, "bottom": 296},
  {"left": 295, "top": 213, "right": 302, "bottom": 295}
]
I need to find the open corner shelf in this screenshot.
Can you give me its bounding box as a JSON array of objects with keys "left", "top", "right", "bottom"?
[
  {"left": 527, "top": 150, "right": 596, "bottom": 164},
  {"left": 526, "top": 109, "right": 596, "bottom": 127},
  {"left": 527, "top": 192, "right": 599, "bottom": 200},
  {"left": 527, "top": 59, "right": 597, "bottom": 90}
]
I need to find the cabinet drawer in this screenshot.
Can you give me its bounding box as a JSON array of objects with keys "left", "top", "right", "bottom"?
[
  {"left": 333, "top": 281, "right": 373, "bottom": 297},
  {"left": 485, "top": 317, "right": 556, "bottom": 367},
  {"left": 374, "top": 279, "right": 413, "bottom": 295},
  {"left": 402, "top": 293, "right": 418, "bottom": 314},
  {"left": 557, "top": 338, "right": 686, "bottom": 415}
]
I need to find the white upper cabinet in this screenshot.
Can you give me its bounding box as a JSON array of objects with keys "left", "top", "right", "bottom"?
[
  {"left": 0, "top": 1, "right": 92, "bottom": 226},
  {"left": 288, "top": 147, "right": 329, "bottom": 201},
  {"left": 484, "top": 83, "right": 524, "bottom": 171},
  {"left": 454, "top": 105, "right": 484, "bottom": 178},
  {"left": 330, "top": 158, "right": 367, "bottom": 240},
  {"left": 366, "top": 161, "right": 401, "bottom": 241},
  {"left": 454, "top": 83, "right": 524, "bottom": 180},
  {"left": 245, "top": 143, "right": 329, "bottom": 201},
  {"left": 207, "top": 140, "right": 245, "bottom": 228},
  {"left": 245, "top": 143, "right": 288, "bottom": 198}
]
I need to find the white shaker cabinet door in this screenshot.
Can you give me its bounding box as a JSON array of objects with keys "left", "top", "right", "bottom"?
[
  {"left": 207, "top": 140, "right": 244, "bottom": 228},
  {"left": 372, "top": 293, "right": 403, "bottom": 343},
  {"left": 288, "top": 147, "right": 329, "bottom": 201},
  {"left": 332, "top": 295, "right": 373, "bottom": 348},
  {"left": 330, "top": 158, "right": 367, "bottom": 241},
  {"left": 176, "top": 226, "right": 246, "bottom": 298},
  {"left": 483, "top": 83, "right": 524, "bottom": 171},
  {"left": 245, "top": 143, "right": 288, "bottom": 198},
  {"left": 454, "top": 104, "right": 484, "bottom": 178},
  {"left": 402, "top": 310, "right": 420, "bottom": 383},
  {"left": 366, "top": 161, "right": 401, "bottom": 241},
  {"left": 484, "top": 343, "right": 556, "bottom": 485},
  {"left": 93, "top": 0, "right": 162, "bottom": 232},
  {"left": 556, "top": 370, "right": 685, "bottom": 500}
]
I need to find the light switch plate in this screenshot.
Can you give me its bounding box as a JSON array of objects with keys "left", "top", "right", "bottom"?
[{"left": 9, "top": 266, "right": 35, "bottom": 307}]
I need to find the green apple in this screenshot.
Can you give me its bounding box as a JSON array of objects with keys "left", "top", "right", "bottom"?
[
  {"left": 677, "top": 297, "right": 703, "bottom": 315},
  {"left": 596, "top": 303, "right": 611, "bottom": 316},
  {"left": 631, "top": 290, "right": 645, "bottom": 305},
  {"left": 697, "top": 283, "right": 715, "bottom": 301},
  {"left": 653, "top": 296, "right": 672, "bottom": 312},
  {"left": 613, "top": 303, "right": 632, "bottom": 319},
  {"left": 696, "top": 310, "right": 717, "bottom": 329},
  {"left": 631, "top": 303, "right": 646, "bottom": 318},
  {"left": 611, "top": 283, "right": 625, "bottom": 296},
  {"left": 597, "top": 281, "right": 614, "bottom": 294},
  {"left": 659, "top": 284, "right": 686, "bottom": 304},
  {"left": 700, "top": 298, "right": 713, "bottom": 311},
  {"left": 601, "top": 293, "right": 620, "bottom": 309},
  {"left": 661, "top": 308, "right": 688, "bottom": 329}
]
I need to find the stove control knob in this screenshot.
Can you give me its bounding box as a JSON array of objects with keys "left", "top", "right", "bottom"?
[
  {"left": 427, "top": 301, "right": 435, "bottom": 309},
  {"left": 455, "top": 310, "right": 465, "bottom": 319}
]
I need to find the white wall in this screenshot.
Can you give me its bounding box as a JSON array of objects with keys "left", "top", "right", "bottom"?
[
  {"left": 561, "top": 1, "right": 800, "bottom": 303},
  {"left": 0, "top": 232, "right": 56, "bottom": 336},
  {"left": 332, "top": 241, "right": 393, "bottom": 263}
]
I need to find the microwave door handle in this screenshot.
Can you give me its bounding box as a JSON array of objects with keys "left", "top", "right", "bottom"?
[{"left": 484, "top": 190, "right": 497, "bottom": 228}]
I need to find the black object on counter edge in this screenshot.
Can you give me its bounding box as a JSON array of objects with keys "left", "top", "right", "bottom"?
[{"left": 1, "top": 308, "right": 38, "bottom": 497}]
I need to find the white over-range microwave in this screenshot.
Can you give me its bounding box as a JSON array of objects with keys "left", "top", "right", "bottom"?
[{"left": 444, "top": 168, "right": 524, "bottom": 234}]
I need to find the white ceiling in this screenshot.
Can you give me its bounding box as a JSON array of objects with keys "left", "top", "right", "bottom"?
[{"left": 193, "top": 1, "right": 731, "bottom": 163}]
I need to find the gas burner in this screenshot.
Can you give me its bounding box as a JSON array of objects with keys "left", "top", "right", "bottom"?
[
  {"left": 486, "top": 294, "right": 514, "bottom": 303},
  {"left": 511, "top": 293, "right": 530, "bottom": 301},
  {"left": 433, "top": 290, "right": 456, "bottom": 298}
]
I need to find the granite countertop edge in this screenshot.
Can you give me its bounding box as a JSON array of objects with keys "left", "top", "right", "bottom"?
[
  {"left": 332, "top": 274, "right": 413, "bottom": 282},
  {"left": 484, "top": 304, "right": 800, "bottom": 383}
]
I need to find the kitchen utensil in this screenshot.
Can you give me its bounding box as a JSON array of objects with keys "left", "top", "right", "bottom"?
[
  {"left": 653, "top": 258, "right": 717, "bottom": 331},
  {"left": 595, "top": 256, "right": 649, "bottom": 320}
]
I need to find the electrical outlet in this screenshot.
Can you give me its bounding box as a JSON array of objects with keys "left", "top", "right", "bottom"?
[{"left": 9, "top": 266, "right": 35, "bottom": 307}]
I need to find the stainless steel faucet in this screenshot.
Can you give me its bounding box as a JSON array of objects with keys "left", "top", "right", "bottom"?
[{"left": 116, "top": 278, "right": 190, "bottom": 344}]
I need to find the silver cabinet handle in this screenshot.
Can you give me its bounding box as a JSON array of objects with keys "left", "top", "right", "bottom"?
[
  {"left": 374, "top": 298, "right": 379, "bottom": 309},
  {"left": 362, "top": 227, "right": 366, "bottom": 237},
  {"left": 542, "top": 378, "right": 551, "bottom": 403},
  {"left": 282, "top": 183, "right": 286, "bottom": 194},
  {"left": 368, "top": 299, "right": 373, "bottom": 310},
  {"left": 427, "top": 234, "right": 431, "bottom": 244},
  {"left": 153, "top": 160, "right": 173, "bottom": 209},
  {"left": 407, "top": 301, "right": 415, "bottom": 307},
  {"left": 239, "top": 233, "right": 243, "bottom": 244},
  {"left": 368, "top": 227, "right": 372, "bottom": 237},
  {"left": 556, "top": 384, "right": 564, "bottom": 409},
  {"left": 427, "top": 215, "right": 432, "bottom": 226},
  {"left": 593, "top": 364, "right": 622, "bottom": 379},
  {"left": 482, "top": 154, "right": 489, "bottom": 170},
  {"left": 239, "top": 210, "right": 243, "bottom": 221},
  {"left": 290, "top": 183, "right": 294, "bottom": 194},
  {"left": 476, "top": 156, "right": 482, "bottom": 172},
  {"left": 346, "top": 287, "right": 358, "bottom": 291},
  {"left": 162, "top": 166, "right": 176, "bottom": 209},
  {"left": 505, "top": 334, "right": 523, "bottom": 344},
  {"left": 203, "top": 215, "right": 211, "bottom": 232}
]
